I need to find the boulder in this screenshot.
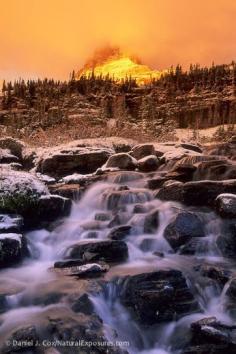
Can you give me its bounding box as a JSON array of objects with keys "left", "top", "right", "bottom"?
[
  {"left": 71, "top": 293, "right": 94, "bottom": 314},
  {"left": 0, "top": 148, "right": 19, "bottom": 164},
  {"left": 103, "top": 188, "right": 153, "bottom": 210},
  {"left": 197, "top": 264, "right": 231, "bottom": 288},
  {"left": 156, "top": 180, "right": 236, "bottom": 207},
  {"left": 0, "top": 137, "right": 25, "bottom": 159},
  {"left": 120, "top": 270, "right": 199, "bottom": 325},
  {"left": 54, "top": 263, "right": 109, "bottom": 278},
  {"left": 0, "top": 169, "right": 48, "bottom": 215},
  {"left": 133, "top": 204, "right": 150, "bottom": 213},
  {"left": 35, "top": 195, "right": 72, "bottom": 223},
  {"left": 164, "top": 211, "right": 205, "bottom": 251},
  {"left": 184, "top": 317, "right": 236, "bottom": 354},
  {"left": 49, "top": 183, "right": 82, "bottom": 200},
  {"left": 143, "top": 208, "right": 159, "bottom": 233},
  {"left": 0, "top": 233, "right": 28, "bottom": 268},
  {"left": 36, "top": 147, "right": 112, "bottom": 178},
  {"left": 107, "top": 225, "right": 132, "bottom": 240},
  {"left": 178, "top": 143, "right": 202, "bottom": 153},
  {"left": 194, "top": 160, "right": 236, "bottom": 181},
  {"left": 105, "top": 153, "right": 137, "bottom": 170},
  {"left": 137, "top": 155, "right": 160, "bottom": 172},
  {"left": 217, "top": 220, "right": 236, "bottom": 258},
  {"left": 65, "top": 240, "right": 128, "bottom": 264},
  {"left": 165, "top": 164, "right": 197, "bottom": 182},
  {"left": 0, "top": 305, "right": 126, "bottom": 354},
  {"left": 0, "top": 169, "right": 72, "bottom": 226},
  {"left": 1, "top": 325, "right": 39, "bottom": 353},
  {"left": 215, "top": 193, "right": 236, "bottom": 218},
  {"left": 131, "top": 144, "right": 155, "bottom": 160},
  {"left": 207, "top": 142, "right": 236, "bottom": 160},
  {"left": 94, "top": 212, "right": 111, "bottom": 221},
  {"left": 147, "top": 176, "right": 167, "bottom": 189}
]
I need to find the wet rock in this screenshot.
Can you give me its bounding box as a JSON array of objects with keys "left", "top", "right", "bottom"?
[
  {"left": 166, "top": 164, "right": 197, "bottom": 182},
  {"left": 65, "top": 240, "right": 128, "bottom": 264},
  {"left": 94, "top": 212, "right": 111, "bottom": 221},
  {"left": 17, "top": 194, "right": 72, "bottom": 228},
  {"left": 143, "top": 208, "right": 159, "bottom": 233},
  {"left": 44, "top": 307, "right": 126, "bottom": 354},
  {"left": 0, "top": 214, "right": 23, "bottom": 234},
  {"left": 184, "top": 317, "right": 236, "bottom": 354},
  {"left": 49, "top": 183, "right": 82, "bottom": 201},
  {"left": 54, "top": 259, "right": 85, "bottom": 268},
  {"left": 107, "top": 225, "right": 132, "bottom": 240},
  {"left": 179, "top": 237, "right": 205, "bottom": 255},
  {"left": 156, "top": 180, "right": 236, "bottom": 207},
  {"left": 133, "top": 204, "right": 149, "bottom": 213},
  {"left": 207, "top": 142, "right": 236, "bottom": 160},
  {"left": 105, "top": 153, "right": 137, "bottom": 170},
  {"left": 1, "top": 305, "right": 126, "bottom": 354},
  {"left": 0, "top": 233, "right": 28, "bottom": 268},
  {"left": 178, "top": 143, "right": 202, "bottom": 154},
  {"left": 131, "top": 143, "right": 155, "bottom": 160},
  {"left": 215, "top": 193, "right": 236, "bottom": 218},
  {"left": 36, "top": 147, "right": 112, "bottom": 178},
  {"left": 81, "top": 220, "right": 104, "bottom": 231},
  {"left": 1, "top": 325, "right": 39, "bottom": 353},
  {"left": 120, "top": 270, "right": 199, "bottom": 325},
  {"left": 194, "top": 159, "right": 236, "bottom": 181},
  {"left": 54, "top": 263, "right": 109, "bottom": 278},
  {"left": 85, "top": 231, "right": 98, "bottom": 239},
  {"left": 71, "top": 293, "right": 94, "bottom": 315},
  {"left": 104, "top": 188, "right": 153, "bottom": 210},
  {"left": 147, "top": 176, "right": 166, "bottom": 189},
  {"left": 137, "top": 155, "right": 160, "bottom": 172},
  {"left": 197, "top": 264, "right": 231, "bottom": 287},
  {"left": 164, "top": 211, "right": 205, "bottom": 251},
  {"left": 217, "top": 220, "right": 236, "bottom": 258},
  {"left": 225, "top": 278, "right": 236, "bottom": 316},
  {"left": 140, "top": 238, "right": 155, "bottom": 251},
  {"left": 109, "top": 171, "right": 144, "bottom": 184}
]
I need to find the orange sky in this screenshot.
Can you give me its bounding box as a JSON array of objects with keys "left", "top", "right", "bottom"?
[{"left": 1, "top": 0, "right": 236, "bottom": 80}]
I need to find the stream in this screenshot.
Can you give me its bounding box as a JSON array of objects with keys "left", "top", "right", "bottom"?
[{"left": 0, "top": 171, "right": 235, "bottom": 353}]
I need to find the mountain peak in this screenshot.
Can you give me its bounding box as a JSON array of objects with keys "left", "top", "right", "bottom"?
[{"left": 77, "top": 46, "right": 165, "bottom": 85}]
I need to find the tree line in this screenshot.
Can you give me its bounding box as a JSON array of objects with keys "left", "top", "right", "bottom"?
[{"left": 1, "top": 61, "right": 236, "bottom": 110}]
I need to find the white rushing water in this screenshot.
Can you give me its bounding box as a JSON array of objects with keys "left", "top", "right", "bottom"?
[{"left": 0, "top": 175, "right": 235, "bottom": 353}]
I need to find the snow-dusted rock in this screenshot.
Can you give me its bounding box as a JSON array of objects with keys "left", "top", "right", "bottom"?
[
  {"left": 0, "top": 148, "right": 19, "bottom": 164},
  {"left": 59, "top": 173, "right": 92, "bottom": 184},
  {"left": 0, "top": 169, "right": 48, "bottom": 215},
  {"left": 0, "top": 137, "right": 25, "bottom": 159},
  {"left": 0, "top": 168, "right": 71, "bottom": 225},
  {"left": 35, "top": 146, "right": 112, "bottom": 178},
  {"left": 0, "top": 214, "right": 23, "bottom": 234},
  {"left": 54, "top": 262, "right": 109, "bottom": 277},
  {"left": 36, "top": 173, "right": 56, "bottom": 185},
  {"left": 105, "top": 153, "right": 137, "bottom": 170},
  {"left": 215, "top": 193, "right": 236, "bottom": 218},
  {"left": 0, "top": 233, "right": 28, "bottom": 268}
]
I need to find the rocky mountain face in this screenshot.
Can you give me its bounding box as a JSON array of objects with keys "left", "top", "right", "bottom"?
[{"left": 1, "top": 76, "right": 236, "bottom": 142}]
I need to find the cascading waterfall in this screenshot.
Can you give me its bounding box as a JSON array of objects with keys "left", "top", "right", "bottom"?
[{"left": 0, "top": 175, "right": 235, "bottom": 353}]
